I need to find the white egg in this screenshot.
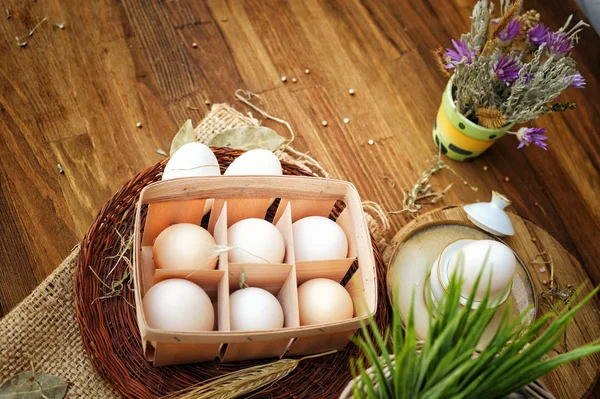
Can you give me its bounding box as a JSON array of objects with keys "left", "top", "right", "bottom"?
[
  {"left": 153, "top": 223, "right": 218, "bottom": 270},
  {"left": 229, "top": 287, "right": 284, "bottom": 331},
  {"left": 298, "top": 278, "right": 354, "bottom": 325},
  {"left": 292, "top": 216, "right": 349, "bottom": 262},
  {"left": 446, "top": 239, "right": 517, "bottom": 301},
  {"left": 163, "top": 142, "right": 220, "bottom": 179},
  {"left": 224, "top": 149, "right": 282, "bottom": 176},
  {"left": 162, "top": 142, "right": 221, "bottom": 215},
  {"left": 143, "top": 279, "right": 214, "bottom": 331},
  {"left": 227, "top": 218, "right": 285, "bottom": 264}
]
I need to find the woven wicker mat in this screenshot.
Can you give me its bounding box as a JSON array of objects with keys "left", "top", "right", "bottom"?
[{"left": 0, "top": 103, "right": 390, "bottom": 398}]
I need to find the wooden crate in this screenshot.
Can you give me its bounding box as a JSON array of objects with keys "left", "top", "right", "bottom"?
[{"left": 133, "top": 176, "right": 377, "bottom": 366}]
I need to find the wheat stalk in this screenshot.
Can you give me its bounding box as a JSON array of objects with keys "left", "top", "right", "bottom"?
[
  {"left": 491, "top": 0, "right": 522, "bottom": 40},
  {"left": 482, "top": 0, "right": 523, "bottom": 54},
  {"left": 161, "top": 350, "right": 336, "bottom": 399},
  {"left": 432, "top": 47, "right": 451, "bottom": 77}
]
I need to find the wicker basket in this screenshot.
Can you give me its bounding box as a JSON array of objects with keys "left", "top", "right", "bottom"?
[{"left": 74, "top": 147, "right": 389, "bottom": 398}]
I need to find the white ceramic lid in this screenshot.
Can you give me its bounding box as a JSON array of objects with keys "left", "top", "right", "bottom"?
[{"left": 463, "top": 191, "right": 515, "bottom": 237}]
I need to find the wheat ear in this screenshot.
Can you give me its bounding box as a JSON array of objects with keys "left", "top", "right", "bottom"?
[
  {"left": 482, "top": 0, "right": 523, "bottom": 54},
  {"left": 162, "top": 351, "right": 336, "bottom": 399}
]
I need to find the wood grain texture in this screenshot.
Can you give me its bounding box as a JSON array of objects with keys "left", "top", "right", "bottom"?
[{"left": 0, "top": 0, "right": 598, "bottom": 395}]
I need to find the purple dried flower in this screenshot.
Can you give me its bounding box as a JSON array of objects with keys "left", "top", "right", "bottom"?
[
  {"left": 546, "top": 31, "right": 574, "bottom": 55},
  {"left": 517, "top": 127, "right": 548, "bottom": 150},
  {"left": 566, "top": 73, "right": 586, "bottom": 88},
  {"left": 443, "top": 39, "right": 476, "bottom": 69},
  {"left": 523, "top": 73, "right": 535, "bottom": 83},
  {"left": 498, "top": 19, "right": 521, "bottom": 42},
  {"left": 528, "top": 23, "right": 549, "bottom": 46},
  {"left": 493, "top": 55, "right": 522, "bottom": 84}
]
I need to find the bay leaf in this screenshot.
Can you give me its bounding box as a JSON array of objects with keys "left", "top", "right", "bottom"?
[
  {"left": 0, "top": 371, "right": 68, "bottom": 399},
  {"left": 169, "top": 119, "right": 195, "bottom": 156},
  {"left": 207, "top": 127, "right": 286, "bottom": 151}
]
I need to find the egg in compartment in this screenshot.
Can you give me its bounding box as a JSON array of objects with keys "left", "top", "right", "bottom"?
[
  {"left": 142, "top": 279, "right": 214, "bottom": 331},
  {"left": 153, "top": 223, "right": 218, "bottom": 270},
  {"left": 292, "top": 216, "right": 349, "bottom": 262},
  {"left": 227, "top": 218, "right": 286, "bottom": 264},
  {"left": 297, "top": 278, "right": 354, "bottom": 325},
  {"left": 229, "top": 287, "right": 284, "bottom": 331},
  {"left": 162, "top": 142, "right": 221, "bottom": 215}
]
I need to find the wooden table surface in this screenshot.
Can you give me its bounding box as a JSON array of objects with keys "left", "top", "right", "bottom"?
[{"left": 0, "top": 0, "right": 598, "bottom": 396}]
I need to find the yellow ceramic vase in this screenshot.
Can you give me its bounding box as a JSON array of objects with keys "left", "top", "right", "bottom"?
[{"left": 433, "top": 80, "right": 514, "bottom": 161}]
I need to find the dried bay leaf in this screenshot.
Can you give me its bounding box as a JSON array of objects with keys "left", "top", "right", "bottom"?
[
  {"left": 169, "top": 119, "right": 195, "bottom": 156},
  {"left": 208, "top": 127, "right": 285, "bottom": 151},
  {"left": 0, "top": 371, "right": 68, "bottom": 398}
]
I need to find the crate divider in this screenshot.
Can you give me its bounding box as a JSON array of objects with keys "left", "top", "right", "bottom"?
[
  {"left": 295, "top": 259, "right": 355, "bottom": 286},
  {"left": 214, "top": 202, "right": 231, "bottom": 333},
  {"left": 274, "top": 202, "right": 300, "bottom": 330},
  {"left": 228, "top": 263, "right": 293, "bottom": 295},
  {"left": 208, "top": 197, "right": 271, "bottom": 234},
  {"left": 151, "top": 269, "right": 223, "bottom": 300},
  {"left": 273, "top": 198, "right": 336, "bottom": 225},
  {"left": 142, "top": 198, "right": 206, "bottom": 246},
  {"left": 139, "top": 246, "right": 155, "bottom": 296}
]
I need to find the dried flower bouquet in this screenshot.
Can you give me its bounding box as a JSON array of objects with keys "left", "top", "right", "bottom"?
[{"left": 432, "top": 0, "right": 588, "bottom": 159}]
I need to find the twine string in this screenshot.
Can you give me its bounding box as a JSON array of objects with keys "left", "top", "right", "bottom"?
[
  {"left": 361, "top": 200, "right": 391, "bottom": 231},
  {"left": 234, "top": 89, "right": 330, "bottom": 178},
  {"left": 235, "top": 89, "right": 295, "bottom": 148},
  {"left": 280, "top": 147, "right": 331, "bottom": 178}
]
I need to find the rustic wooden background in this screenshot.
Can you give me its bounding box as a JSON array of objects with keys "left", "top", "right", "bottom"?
[{"left": 0, "top": 0, "right": 598, "bottom": 396}]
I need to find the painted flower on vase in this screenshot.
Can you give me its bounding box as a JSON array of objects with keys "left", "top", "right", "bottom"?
[
  {"left": 493, "top": 55, "right": 521, "bottom": 84},
  {"left": 516, "top": 127, "right": 548, "bottom": 150},
  {"left": 443, "top": 39, "right": 476, "bottom": 69}
]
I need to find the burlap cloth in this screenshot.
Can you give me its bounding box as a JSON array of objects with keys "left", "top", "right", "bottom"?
[{"left": 0, "top": 103, "right": 390, "bottom": 398}]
